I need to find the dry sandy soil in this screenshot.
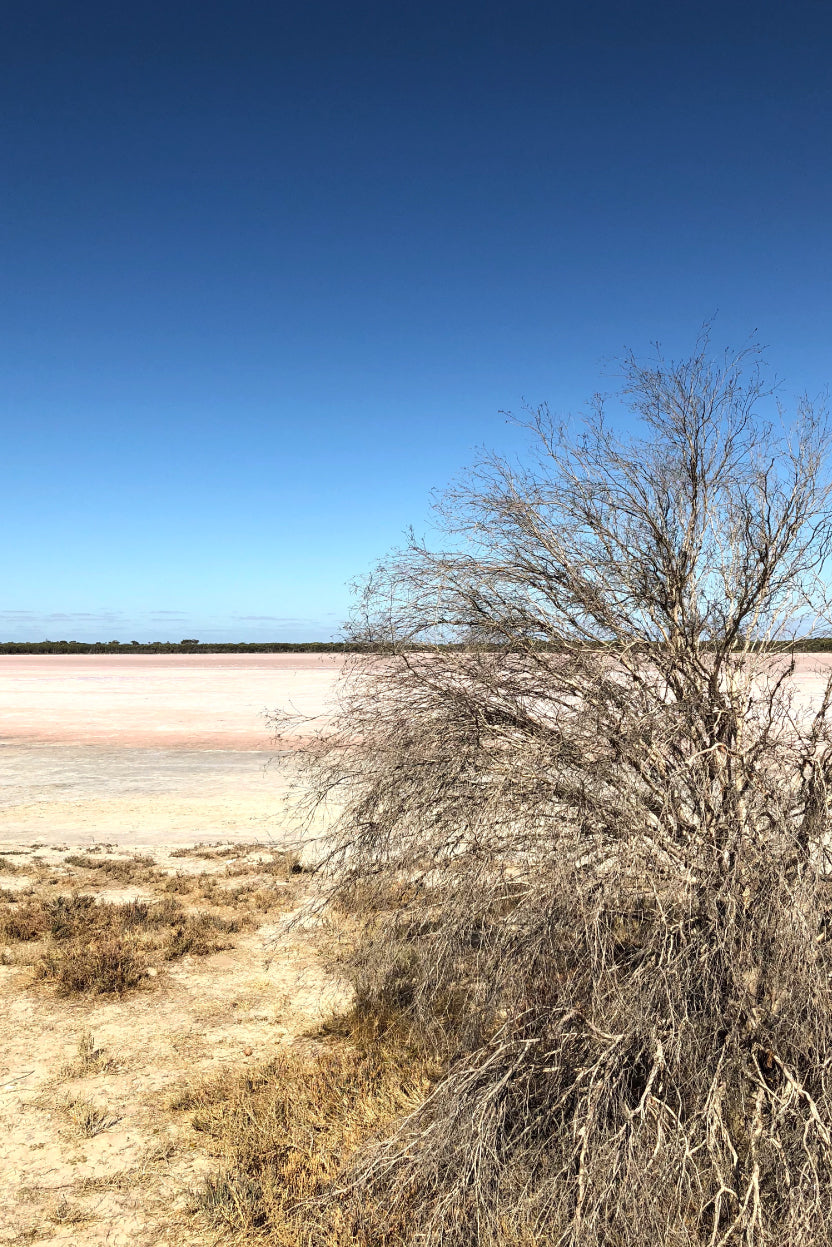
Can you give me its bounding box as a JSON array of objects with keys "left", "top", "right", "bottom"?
[
  {"left": 0, "top": 656, "right": 347, "bottom": 1245},
  {"left": 0, "top": 843, "right": 347, "bottom": 1246}
]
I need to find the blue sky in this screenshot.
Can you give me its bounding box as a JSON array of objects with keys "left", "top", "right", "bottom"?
[{"left": 2, "top": 1, "right": 831, "bottom": 641}]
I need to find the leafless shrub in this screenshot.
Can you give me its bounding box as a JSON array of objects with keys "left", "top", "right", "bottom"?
[
  {"left": 0, "top": 897, "right": 52, "bottom": 941},
  {"left": 280, "top": 336, "right": 832, "bottom": 1245}
]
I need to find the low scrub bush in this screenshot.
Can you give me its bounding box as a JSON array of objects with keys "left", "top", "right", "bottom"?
[
  {"left": 36, "top": 933, "right": 148, "bottom": 995},
  {"left": 0, "top": 898, "right": 52, "bottom": 941},
  {"left": 64, "top": 853, "right": 156, "bottom": 883},
  {"left": 163, "top": 911, "right": 240, "bottom": 959},
  {"left": 3, "top": 878, "right": 255, "bottom": 992}
]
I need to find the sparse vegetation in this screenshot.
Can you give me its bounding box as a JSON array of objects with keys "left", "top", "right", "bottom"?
[
  {"left": 63, "top": 852, "right": 156, "bottom": 883},
  {"left": 0, "top": 842, "right": 299, "bottom": 996},
  {"left": 64, "top": 1095, "right": 121, "bottom": 1137},
  {"left": 178, "top": 1008, "right": 437, "bottom": 1243},
  {"left": 162, "top": 911, "right": 240, "bottom": 960},
  {"left": 36, "top": 932, "right": 150, "bottom": 995},
  {"left": 0, "top": 840, "right": 321, "bottom": 1246},
  {"left": 61, "top": 1031, "right": 116, "bottom": 1077}
]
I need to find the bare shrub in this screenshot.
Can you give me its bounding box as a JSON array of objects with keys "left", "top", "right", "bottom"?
[
  {"left": 281, "top": 337, "right": 832, "bottom": 1244},
  {"left": 0, "top": 897, "right": 51, "bottom": 941},
  {"left": 48, "top": 892, "right": 100, "bottom": 940}
]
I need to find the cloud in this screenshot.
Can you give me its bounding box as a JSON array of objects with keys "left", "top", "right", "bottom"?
[
  {"left": 0, "top": 610, "right": 124, "bottom": 623},
  {"left": 46, "top": 612, "right": 124, "bottom": 622},
  {"left": 232, "top": 615, "right": 317, "bottom": 623}
]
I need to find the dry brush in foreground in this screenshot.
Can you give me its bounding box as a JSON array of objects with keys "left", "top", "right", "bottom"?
[{"left": 271, "top": 338, "right": 832, "bottom": 1245}]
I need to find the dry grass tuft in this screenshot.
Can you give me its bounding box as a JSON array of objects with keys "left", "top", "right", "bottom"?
[
  {"left": 36, "top": 932, "right": 149, "bottom": 995},
  {"left": 50, "top": 1196, "right": 87, "bottom": 1224},
  {"left": 64, "top": 1095, "right": 121, "bottom": 1137},
  {"left": 0, "top": 897, "right": 51, "bottom": 941},
  {"left": 0, "top": 849, "right": 296, "bottom": 993},
  {"left": 63, "top": 852, "right": 157, "bottom": 883},
  {"left": 162, "top": 911, "right": 240, "bottom": 960},
  {"left": 61, "top": 1031, "right": 116, "bottom": 1078},
  {"left": 179, "top": 1010, "right": 437, "bottom": 1244}
]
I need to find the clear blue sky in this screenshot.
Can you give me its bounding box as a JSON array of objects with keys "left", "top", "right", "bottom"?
[{"left": 2, "top": 1, "right": 831, "bottom": 641}]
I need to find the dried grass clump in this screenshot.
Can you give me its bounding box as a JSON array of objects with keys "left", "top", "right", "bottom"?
[
  {"left": 36, "top": 932, "right": 149, "bottom": 995},
  {"left": 64, "top": 852, "right": 157, "bottom": 883},
  {"left": 0, "top": 897, "right": 51, "bottom": 941},
  {"left": 162, "top": 910, "right": 240, "bottom": 959},
  {"left": 63, "top": 1095, "right": 121, "bottom": 1137},
  {"left": 162, "top": 867, "right": 292, "bottom": 916},
  {"left": 18, "top": 888, "right": 246, "bottom": 992},
  {"left": 168, "top": 843, "right": 302, "bottom": 876},
  {"left": 61, "top": 1031, "right": 116, "bottom": 1077},
  {"left": 180, "top": 1013, "right": 436, "bottom": 1243},
  {"left": 273, "top": 339, "right": 832, "bottom": 1245}
]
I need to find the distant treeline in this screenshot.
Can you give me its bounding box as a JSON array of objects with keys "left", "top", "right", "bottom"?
[
  {"left": 0, "top": 640, "right": 365, "bottom": 654},
  {"left": 5, "top": 637, "right": 832, "bottom": 655}
]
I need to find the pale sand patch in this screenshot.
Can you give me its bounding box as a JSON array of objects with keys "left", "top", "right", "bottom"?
[
  {"left": 0, "top": 655, "right": 345, "bottom": 847},
  {"left": 3, "top": 651, "right": 831, "bottom": 848},
  {"left": 0, "top": 744, "right": 301, "bottom": 845}
]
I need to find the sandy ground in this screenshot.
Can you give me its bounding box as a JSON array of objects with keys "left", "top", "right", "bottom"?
[
  {"left": 0, "top": 655, "right": 345, "bottom": 751},
  {"left": 2, "top": 651, "right": 831, "bottom": 848},
  {"left": 0, "top": 657, "right": 352, "bottom": 1243},
  {"left": 0, "top": 844, "right": 347, "bottom": 1246},
  {"left": 0, "top": 656, "right": 344, "bottom": 847}
]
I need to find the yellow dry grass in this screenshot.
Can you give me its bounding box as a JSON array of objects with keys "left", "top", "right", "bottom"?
[{"left": 177, "top": 1012, "right": 438, "bottom": 1245}]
